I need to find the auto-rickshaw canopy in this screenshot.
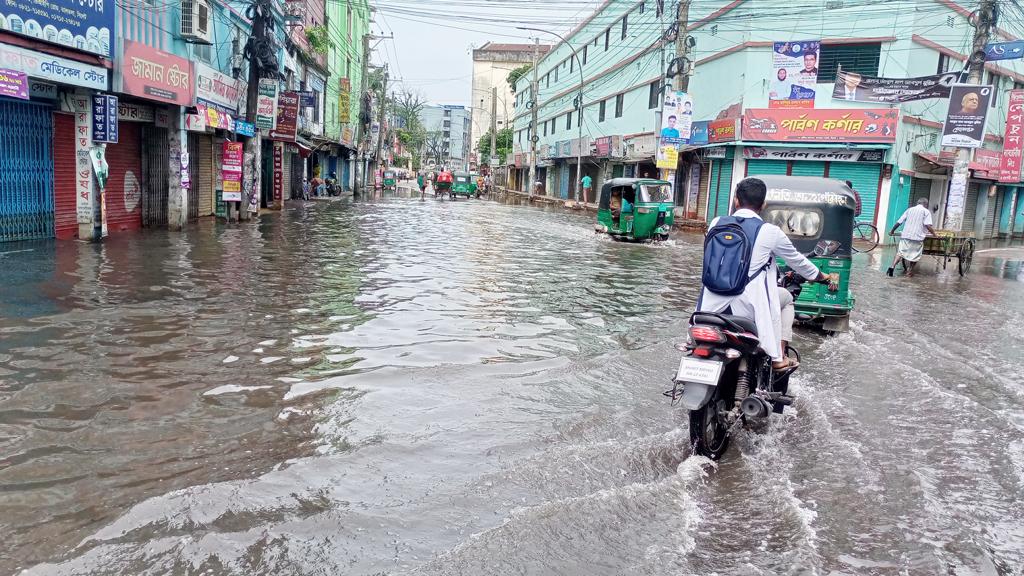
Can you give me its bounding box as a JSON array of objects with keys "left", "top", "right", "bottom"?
[
  {"left": 758, "top": 175, "right": 857, "bottom": 257},
  {"left": 597, "top": 178, "right": 673, "bottom": 210}
]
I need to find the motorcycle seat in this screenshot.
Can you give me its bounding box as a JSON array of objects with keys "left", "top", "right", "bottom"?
[{"left": 691, "top": 312, "right": 758, "bottom": 336}]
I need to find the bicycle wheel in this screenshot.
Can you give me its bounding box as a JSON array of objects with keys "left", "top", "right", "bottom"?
[{"left": 852, "top": 222, "right": 880, "bottom": 253}]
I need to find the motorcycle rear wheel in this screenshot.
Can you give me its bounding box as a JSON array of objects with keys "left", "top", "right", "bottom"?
[{"left": 689, "top": 402, "right": 729, "bottom": 460}]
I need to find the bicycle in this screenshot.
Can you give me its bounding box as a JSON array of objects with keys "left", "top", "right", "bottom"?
[{"left": 852, "top": 221, "right": 880, "bottom": 253}]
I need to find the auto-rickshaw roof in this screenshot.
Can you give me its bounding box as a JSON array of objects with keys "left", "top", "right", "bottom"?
[
  {"left": 601, "top": 178, "right": 671, "bottom": 189},
  {"left": 757, "top": 175, "right": 857, "bottom": 204}
]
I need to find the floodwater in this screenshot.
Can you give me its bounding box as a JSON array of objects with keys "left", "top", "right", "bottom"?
[{"left": 2, "top": 190, "right": 1023, "bottom": 575}]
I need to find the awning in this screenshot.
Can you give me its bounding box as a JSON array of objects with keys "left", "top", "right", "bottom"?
[{"left": 916, "top": 152, "right": 1001, "bottom": 179}]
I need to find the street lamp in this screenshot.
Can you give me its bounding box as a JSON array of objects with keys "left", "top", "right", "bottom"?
[{"left": 517, "top": 26, "right": 586, "bottom": 204}]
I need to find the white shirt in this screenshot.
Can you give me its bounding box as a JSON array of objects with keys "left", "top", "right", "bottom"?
[
  {"left": 698, "top": 209, "right": 820, "bottom": 360},
  {"left": 897, "top": 204, "right": 933, "bottom": 241}
]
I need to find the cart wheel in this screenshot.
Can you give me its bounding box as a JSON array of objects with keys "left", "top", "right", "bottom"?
[{"left": 958, "top": 238, "right": 975, "bottom": 276}]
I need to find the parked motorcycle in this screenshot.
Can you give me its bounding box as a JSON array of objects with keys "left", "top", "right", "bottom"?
[{"left": 666, "top": 240, "right": 839, "bottom": 460}]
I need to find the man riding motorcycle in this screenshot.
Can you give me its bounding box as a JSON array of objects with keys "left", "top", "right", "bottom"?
[{"left": 698, "top": 177, "right": 837, "bottom": 370}]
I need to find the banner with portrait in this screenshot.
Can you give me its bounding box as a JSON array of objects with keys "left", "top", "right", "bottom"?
[
  {"left": 769, "top": 40, "right": 820, "bottom": 109},
  {"left": 656, "top": 88, "right": 693, "bottom": 169},
  {"left": 941, "top": 84, "right": 993, "bottom": 148},
  {"left": 832, "top": 70, "right": 960, "bottom": 104}
]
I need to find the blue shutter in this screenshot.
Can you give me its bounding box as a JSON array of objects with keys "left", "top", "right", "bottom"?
[{"left": 0, "top": 100, "right": 54, "bottom": 242}]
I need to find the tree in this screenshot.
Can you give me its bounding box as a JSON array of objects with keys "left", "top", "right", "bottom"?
[
  {"left": 390, "top": 89, "right": 429, "bottom": 165},
  {"left": 506, "top": 64, "right": 532, "bottom": 93},
  {"left": 477, "top": 127, "right": 514, "bottom": 164}
]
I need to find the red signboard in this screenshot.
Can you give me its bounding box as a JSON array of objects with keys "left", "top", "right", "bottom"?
[
  {"left": 973, "top": 148, "right": 1002, "bottom": 179},
  {"left": 222, "top": 142, "right": 243, "bottom": 201},
  {"left": 273, "top": 144, "right": 283, "bottom": 204},
  {"left": 1000, "top": 89, "right": 1024, "bottom": 183},
  {"left": 741, "top": 108, "right": 899, "bottom": 143},
  {"left": 594, "top": 136, "right": 612, "bottom": 156},
  {"left": 707, "top": 118, "right": 738, "bottom": 143},
  {"left": 268, "top": 91, "right": 299, "bottom": 142},
  {"left": 121, "top": 40, "right": 193, "bottom": 106}
]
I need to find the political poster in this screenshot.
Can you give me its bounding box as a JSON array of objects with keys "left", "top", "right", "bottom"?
[
  {"left": 999, "top": 90, "right": 1024, "bottom": 183},
  {"left": 221, "top": 142, "right": 243, "bottom": 202},
  {"left": 832, "top": 70, "right": 959, "bottom": 104},
  {"left": 941, "top": 84, "right": 993, "bottom": 149},
  {"left": 656, "top": 88, "right": 692, "bottom": 169},
  {"left": 769, "top": 40, "right": 820, "bottom": 109}
]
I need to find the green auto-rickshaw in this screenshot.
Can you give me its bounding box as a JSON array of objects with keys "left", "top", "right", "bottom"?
[
  {"left": 595, "top": 178, "right": 674, "bottom": 241},
  {"left": 760, "top": 175, "right": 855, "bottom": 333},
  {"left": 383, "top": 169, "right": 397, "bottom": 192},
  {"left": 451, "top": 172, "right": 477, "bottom": 199}
]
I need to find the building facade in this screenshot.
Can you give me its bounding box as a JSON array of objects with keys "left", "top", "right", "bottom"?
[
  {"left": 470, "top": 42, "right": 549, "bottom": 168},
  {"left": 421, "top": 104, "right": 472, "bottom": 171},
  {"left": 512, "top": 0, "right": 1024, "bottom": 242},
  {"left": 325, "top": 0, "right": 371, "bottom": 191}
]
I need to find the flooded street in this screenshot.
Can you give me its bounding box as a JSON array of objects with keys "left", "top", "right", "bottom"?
[{"left": 3, "top": 194, "right": 1024, "bottom": 576}]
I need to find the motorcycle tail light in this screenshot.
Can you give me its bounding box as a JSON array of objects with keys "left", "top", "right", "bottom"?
[
  {"left": 725, "top": 348, "right": 741, "bottom": 359},
  {"left": 689, "top": 326, "right": 726, "bottom": 343},
  {"left": 694, "top": 346, "right": 712, "bottom": 358}
]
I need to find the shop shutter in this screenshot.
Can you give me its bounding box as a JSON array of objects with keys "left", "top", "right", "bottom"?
[
  {"left": 197, "top": 135, "right": 214, "bottom": 216},
  {"left": 828, "top": 162, "right": 882, "bottom": 223},
  {"left": 52, "top": 113, "right": 78, "bottom": 239},
  {"left": 0, "top": 100, "right": 53, "bottom": 242},
  {"left": 745, "top": 159, "right": 788, "bottom": 176},
  {"left": 961, "top": 183, "right": 980, "bottom": 233},
  {"left": 697, "top": 161, "right": 710, "bottom": 219},
  {"left": 103, "top": 122, "right": 143, "bottom": 234},
  {"left": 1016, "top": 189, "right": 1024, "bottom": 235},
  {"left": 714, "top": 151, "right": 734, "bottom": 219},
  {"left": 983, "top": 187, "right": 999, "bottom": 239},
  {"left": 282, "top": 151, "right": 292, "bottom": 201},
  {"left": 789, "top": 160, "right": 826, "bottom": 177},
  {"left": 141, "top": 125, "right": 169, "bottom": 227},
  {"left": 186, "top": 133, "right": 202, "bottom": 219},
  {"left": 910, "top": 177, "right": 931, "bottom": 208}
]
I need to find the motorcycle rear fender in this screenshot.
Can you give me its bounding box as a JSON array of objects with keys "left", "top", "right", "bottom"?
[{"left": 680, "top": 382, "right": 717, "bottom": 410}]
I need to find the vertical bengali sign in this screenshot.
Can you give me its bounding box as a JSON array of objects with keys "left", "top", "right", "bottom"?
[
  {"left": 272, "top": 143, "right": 283, "bottom": 205},
  {"left": 769, "top": 40, "right": 819, "bottom": 109},
  {"left": 221, "top": 141, "right": 243, "bottom": 201},
  {"left": 999, "top": 89, "right": 1024, "bottom": 183},
  {"left": 91, "top": 94, "right": 119, "bottom": 143},
  {"left": 268, "top": 91, "right": 299, "bottom": 141},
  {"left": 339, "top": 78, "right": 352, "bottom": 124},
  {"left": 256, "top": 78, "right": 278, "bottom": 130},
  {"left": 0, "top": 68, "right": 29, "bottom": 100}
]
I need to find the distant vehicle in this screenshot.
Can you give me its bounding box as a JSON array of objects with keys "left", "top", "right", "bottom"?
[
  {"left": 451, "top": 172, "right": 477, "bottom": 199},
  {"left": 383, "top": 170, "right": 397, "bottom": 192},
  {"left": 595, "top": 178, "right": 674, "bottom": 242}
]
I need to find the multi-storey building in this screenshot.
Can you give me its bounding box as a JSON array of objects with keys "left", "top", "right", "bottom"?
[
  {"left": 512, "top": 0, "right": 1024, "bottom": 242},
  {"left": 470, "top": 42, "right": 550, "bottom": 168},
  {"left": 421, "top": 105, "right": 472, "bottom": 171},
  {"left": 325, "top": 0, "right": 371, "bottom": 190}
]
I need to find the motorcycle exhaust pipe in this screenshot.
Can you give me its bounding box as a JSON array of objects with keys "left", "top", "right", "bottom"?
[{"left": 741, "top": 395, "right": 772, "bottom": 419}]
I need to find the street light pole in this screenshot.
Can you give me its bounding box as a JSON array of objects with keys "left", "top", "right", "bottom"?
[{"left": 518, "top": 26, "right": 585, "bottom": 204}]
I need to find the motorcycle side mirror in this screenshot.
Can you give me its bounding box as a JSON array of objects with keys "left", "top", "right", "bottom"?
[{"left": 813, "top": 240, "right": 840, "bottom": 257}]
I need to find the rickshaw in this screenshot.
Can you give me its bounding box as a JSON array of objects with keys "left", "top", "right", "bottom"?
[
  {"left": 434, "top": 171, "right": 453, "bottom": 198},
  {"left": 382, "top": 169, "right": 397, "bottom": 192},
  {"left": 451, "top": 172, "right": 478, "bottom": 199},
  {"left": 760, "top": 175, "right": 856, "bottom": 333},
  {"left": 595, "top": 178, "right": 674, "bottom": 242}
]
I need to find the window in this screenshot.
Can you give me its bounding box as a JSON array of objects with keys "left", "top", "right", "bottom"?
[
  {"left": 622, "top": 15, "right": 628, "bottom": 39},
  {"left": 194, "top": 42, "right": 211, "bottom": 63},
  {"left": 570, "top": 57, "right": 574, "bottom": 73},
  {"left": 553, "top": 67, "right": 558, "bottom": 84},
  {"left": 551, "top": 118, "right": 556, "bottom": 133},
  {"left": 615, "top": 94, "right": 624, "bottom": 117},
  {"left": 816, "top": 43, "right": 881, "bottom": 83},
  {"left": 599, "top": 99, "right": 606, "bottom": 122},
  {"left": 656, "top": 0, "right": 663, "bottom": 16},
  {"left": 543, "top": 121, "right": 548, "bottom": 136},
  {"left": 987, "top": 71, "right": 1001, "bottom": 107},
  {"left": 639, "top": 2, "right": 645, "bottom": 14},
  {"left": 648, "top": 80, "right": 660, "bottom": 109},
  {"left": 546, "top": 73, "right": 550, "bottom": 88},
  {"left": 347, "top": 6, "right": 352, "bottom": 39},
  {"left": 937, "top": 53, "right": 957, "bottom": 74},
  {"left": 346, "top": 57, "right": 351, "bottom": 78},
  {"left": 605, "top": 29, "right": 610, "bottom": 50},
  {"left": 566, "top": 113, "right": 572, "bottom": 130},
  {"left": 312, "top": 90, "right": 320, "bottom": 122},
  {"left": 582, "top": 45, "right": 587, "bottom": 65}
]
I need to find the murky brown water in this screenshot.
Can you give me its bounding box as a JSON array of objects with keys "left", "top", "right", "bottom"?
[{"left": 2, "top": 192, "right": 1023, "bottom": 575}]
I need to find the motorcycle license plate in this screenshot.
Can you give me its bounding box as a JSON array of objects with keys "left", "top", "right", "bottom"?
[{"left": 675, "top": 357, "right": 723, "bottom": 386}]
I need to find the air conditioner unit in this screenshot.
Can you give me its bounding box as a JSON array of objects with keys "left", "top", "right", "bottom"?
[{"left": 181, "top": 0, "right": 212, "bottom": 44}]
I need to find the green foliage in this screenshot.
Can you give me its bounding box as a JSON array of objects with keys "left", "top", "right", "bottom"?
[
  {"left": 477, "top": 127, "right": 514, "bottom": 165},
  {"left": 304, "top": 25, "right": 333, "bottom": 55},
  {"left": 507, "top": 64, "right": 532, "bottom": 93}
]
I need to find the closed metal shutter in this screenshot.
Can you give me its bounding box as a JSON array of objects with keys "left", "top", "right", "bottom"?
[
  {"left": 983, "top": 187, "right": 999, "bottom": 239},
  {"left": 197, "top": 135, "right": 214, "bottom": 216},
  {"left": 911, "top": 177, "right": 931, "bottom": 208},
  {"left": 697, "top": 161, "right": 710, "bottom": 219},
  {"left": 962, "top": 183, "right": 981, "bottom": 233},
  {"left": 0, "top": 100, "right": 53, "bottom": 242},
  {"left": 141, "top": 125, "right": 169, "bottom": 227},
  {"left": 103, "top": 122, "right": 143, "bottom": 234},
  {"left": 789, "top": 160, "right": 826, "bottom": 177},
  {"left": 828, "top": 162, "right": 882, "bottom": 223},
  {"left": 745, "top": 159, "right": 788, "bottom": 176},
  {"left": 713, "top": 150, "right": 735, "bottom": 220},
  {"left": 282, "top": 151, "right": 292, "bottom": 201},
  {"left": 52, "top": 113, "right": 78, "bottom": 239},
  {"left": 186, "top": 134, "right": 202, "bottom": 219}
]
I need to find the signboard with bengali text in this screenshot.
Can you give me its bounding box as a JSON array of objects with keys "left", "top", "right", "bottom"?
[{"left": 742, "top": 108, "right": 898, "bottom": 143}]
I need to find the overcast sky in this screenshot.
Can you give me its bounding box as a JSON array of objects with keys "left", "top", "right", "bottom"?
[{"left": 370, "top": 1, "right": 602, "bottom": 106}]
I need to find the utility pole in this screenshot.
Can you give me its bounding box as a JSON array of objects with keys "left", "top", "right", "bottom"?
[
  {"left": 945, "top": 0, "right": 997, "bottom": 230},
  {"left": 674, "top": 0, "right": 691, "bottom": 92},
  {"left": 528, "top": 38, "right": 540, "bottom": 198},
  {"left": 490, "top": 86, "right": 497, "bottom": 171},
  {"left": 372, "top": 64, "right": 389, "bottom": 184},
  {"left": 354, "top": 32, "right": 371, "bottom": 196},
  {"left": 242, "top": 0, "right": 272, "bottom": 221}
]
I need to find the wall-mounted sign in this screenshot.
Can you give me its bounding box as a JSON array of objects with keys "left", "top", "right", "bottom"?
[
  {"left": 832, "top": 70, "right": 959, "bottom": 104},
  {"left": 769, "top": 40, "right": 819, "bottom": 109},
  {"left": 941, "top": 84, "right": 992, "bottom": 149},
  {"left": 339, "top": 77, "right": 351, "bottom": 123},
  {"left": 91, "top": 94, "right": 119, "bottom": 143},
  {"left": 742, "top": 147, "right": 884, "bottom": 162},
  {"left": 0, "top": 68, "right": 29, "bottom": 100},
  {"left": 118, "top": 101, "right": 154, "bottom": 122},
  {"left": 122, "top": 41, "right": 193, "bottom": 106},
  {"left": 999, "top": 90, "right": 1024, "bottom": 183},
  {"left": 742, "top": 108, "right": 899, "bottom": 143},
  {"left": 707, "top": 118, "right": 738, "bottom": 143},
  {"left": 268, "top": 91, "right": 299, "bottom": 142},
  {"left": 194, "top": 62, "right": 245, "bottom": 114},
  {"left": 1, "top": 0, "right": 115, "bottom": 58},
  {"left": 0, "top": 43, "right": 108, "bottom": 90},
  {"left": 704, "top": 146, "right": 728, "bottom": 159},
  {"left": 272, "top": 142, "right": 283, "bottom": 204},
  {"left": 234, "top": 120, "right": 255, "bottom": 137},
  {"left": 256, "top": 78, "right": 277, "bottom": 130},
  {"left": 221, "top": 142, "right": 243, "bottom": 201}
]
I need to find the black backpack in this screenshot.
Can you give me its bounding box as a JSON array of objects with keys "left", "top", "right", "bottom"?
[{"left": 701, "top": 216, "right": 770, "bottom": 296}]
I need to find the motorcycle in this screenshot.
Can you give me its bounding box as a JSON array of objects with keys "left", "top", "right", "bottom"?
[{"left": 666, "top": 240, "right": 839, "bottom": 460}]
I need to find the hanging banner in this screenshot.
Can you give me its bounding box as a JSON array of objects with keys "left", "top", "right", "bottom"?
[
  {"left": 832, "top": 70, "right": 959, "bottom": 104},
  {"left": 122, "top": 41, "right": 193, "bottom": 106},
  {"left": 742, "top": 108, "right": 899, "bottom": 142},
  {"left": 985, "top": 41, "right": 1024, "bottom": 61},
  {"left": 769, "top": 40, "right": 819, "bottom": 109},
  {"left": 221, "top": 142, "right": 243, "bottom": 201},
  {"left": 657, "top": 88, "right": 692, "bottom": 168},
  {"left": 1, "top": 0, "right": 114, "bottom": 58},
  {"left": 256, "top": 78, "right": 278, "bottom": 130},
  {"left": 0, "top": 68, "right": 29, "bottom": 100},
  {"left": 941, "top": 84, "right": 993, "bottom": 149},
  {"left": 999, "top": 90, "right": 1024, "bottom": 183},
  {"left": 268, "top": 91, "right": 298, "bottom": 141}
]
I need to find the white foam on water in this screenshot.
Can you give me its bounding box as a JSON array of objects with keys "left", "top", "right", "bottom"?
[
  {"left": 258, "top": 339, "right": 277, "bottom": 346},
  {"left": 221, "top": 355, "right": 239, "bottom": 364},
  {"left": 259, "top": 357, "right": 283, "bottom": 364},
  {"left": 202, "top": 385, "right": 271, "bottom": 396}
]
